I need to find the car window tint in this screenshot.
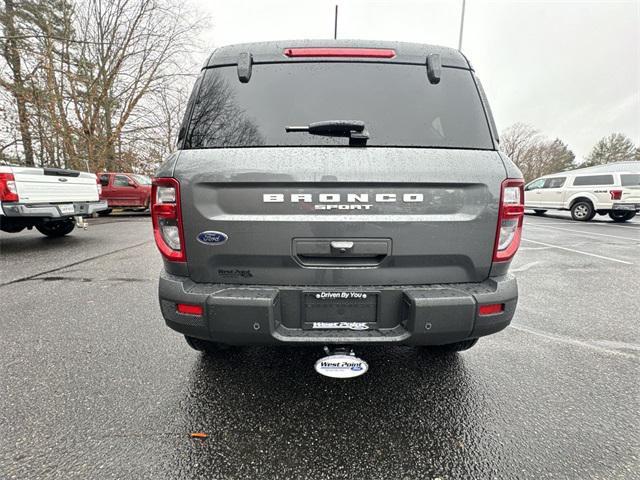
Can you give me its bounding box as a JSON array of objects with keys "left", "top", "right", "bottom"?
[
  {"left": 185, "top": 63, "right": 493, "bottom": 149},
  {"left": 621, "top": 174, "right": 640, "bottom": 186},
  {"left": 526, "top": 179, "right": 545, "bottom": 190},
  {"left": 99, "top": 174, "right": 109, "bottom": 187},
  {"left": 114, "top": 175, "right": 130, "bottom": 187},
  {"left": 572, "top": 175, "right": 614, "bottom": 186},
  {"left": 544, "top": 177, "right": 566, "bottom": 188}
]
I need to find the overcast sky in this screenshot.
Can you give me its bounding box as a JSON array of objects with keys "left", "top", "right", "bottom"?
[{"left": 195, "top": 0, "right": 639, "bottom": 162}]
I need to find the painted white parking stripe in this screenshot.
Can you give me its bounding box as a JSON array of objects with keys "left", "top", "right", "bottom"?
[
  {"left": 510, "top": 261, "right": 542, "bottom": 272},
  {"left": 526, "top": 219, "right": 640, "bottom": 230},
  {"left": 511, "top": 324, "right": 638, "bottom": 359},
  {"left": 521, "top": 238, "right": 633, "bottom": 265},
  {"left": 526, "top": 224, "right": 640, "bottom": 241}
]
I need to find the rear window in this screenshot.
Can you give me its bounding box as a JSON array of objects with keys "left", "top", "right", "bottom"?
[
  {"left": 183, "top": 63, "right": 493, "bottom": 149},
  {"left": 572, "top": 175, "right": 614, "bottom": 186},
  {"left": 621, "top": 174, "right": 640, "bottom": 186}
]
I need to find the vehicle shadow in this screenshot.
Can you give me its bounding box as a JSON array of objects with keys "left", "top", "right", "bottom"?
[{"left": 159, "top": 345, "right": 501, "bottom": 478}]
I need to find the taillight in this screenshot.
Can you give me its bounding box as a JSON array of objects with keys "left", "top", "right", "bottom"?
[
  {"left": 283, "top": 47, "right": 396, "bottom": 58},
  {"left": 0, "top": 172, "right": 19, "bottom": 202},
  {"left": 493, "top": 179, "right": 525, "bottom": 262},
  {"left": 151, "top": 177, "right": 185, "bottom": 262},
  {"left": 610, "top": 190, "right": 622, "bottom": 200},
  {"left": 95, "top": 175, "right": 102, "bottom": 195}
]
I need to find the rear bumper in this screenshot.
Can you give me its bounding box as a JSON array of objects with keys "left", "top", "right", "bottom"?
[
  {"left": 158, "top": 272, "right": 518, "bottom": 346},
  {"left": 0, "top": 200, "right": 108, "bottom": 218},
  {"left": 612, "top": 203, "right": 640, "bottom": 212}
]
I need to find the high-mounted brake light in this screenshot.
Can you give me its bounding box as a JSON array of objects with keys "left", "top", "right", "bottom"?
[
  {"left": 493, "top": 179, "right": 525, "bottom": 262},
  {"left": 283, "top": 47, "right": 396, "bottom": 58},
  {"left": 609, "top": 189, "right": 623, "bottom": 200},
  {"left": 0, "top": 172, "right": 19, "bottom": 202},
  {"left": 151, "top": 177, "right": 186, "bottom": 262}
]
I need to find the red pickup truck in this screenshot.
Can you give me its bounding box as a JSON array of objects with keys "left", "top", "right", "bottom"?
[{"left": 97, "top": 173, "right": 152, "bottom": 214}]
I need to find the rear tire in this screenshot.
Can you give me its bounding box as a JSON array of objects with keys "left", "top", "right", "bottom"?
[
  {"left": 36, "top": 219, "right": 75, "bottom": 238},
  {"left": 533, "top": 210, "right": 547, "bottom": 215},
  {"left": 609, "top": 211, "right": 636, "bottom": 222},
  {"left": 184, "top": 335, "right": 232, "bottom": 355},
  {"left": 570, "top": 201, "right": 595, "bottom": 221},
  {"left": 422, "top": 338, "right": 478, "bottom": 354},
  {"left": 98, "top": 208, "right": 112, "bottom": 216}
]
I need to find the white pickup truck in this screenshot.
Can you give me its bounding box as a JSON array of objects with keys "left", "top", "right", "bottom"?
[
  {"left": 0, "top": 165, "right": 108, "bottom": 237},
  {"left": 525, "top": 170, "right": 640, "bottom": 222}
]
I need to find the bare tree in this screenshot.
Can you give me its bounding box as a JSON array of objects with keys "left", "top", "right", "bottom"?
[
  {"left": 501, "top": 123, "right": 576, "bottom": 180},
  {"left": 0, "top": 0, "right": 205, "bottom": 171},
  {"left": 68, "top": 0, "right": 203, "bottom": 170}
]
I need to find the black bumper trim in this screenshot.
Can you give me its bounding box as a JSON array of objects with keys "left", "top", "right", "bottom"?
[{"left": 158, "top": 272, "right": 518, "bottom": 346}]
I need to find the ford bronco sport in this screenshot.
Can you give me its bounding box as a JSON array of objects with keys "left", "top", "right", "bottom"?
[{"left": 153, "top": 41, "right": 523, "bottom": 358}]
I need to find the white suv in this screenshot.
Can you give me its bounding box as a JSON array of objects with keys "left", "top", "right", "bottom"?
[{"left": 525, "top": 171, "right": 640, "bottom": 222}]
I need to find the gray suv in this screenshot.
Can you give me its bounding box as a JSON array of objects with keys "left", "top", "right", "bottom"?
[{"left": 153, "top": 40, "right": 523, "bottom": 355}]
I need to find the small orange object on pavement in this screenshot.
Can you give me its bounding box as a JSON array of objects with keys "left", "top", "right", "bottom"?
[{"left": 190, "top": 432, "right": 208, "bottom": 439}]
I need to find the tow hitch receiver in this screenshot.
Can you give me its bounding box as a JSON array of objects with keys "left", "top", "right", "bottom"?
[
  {"left": 74, "top": 216, "right": 88, "bottom": 230},
  {"left": 314, "top": 346, "right": 368, "bottom": 379}
]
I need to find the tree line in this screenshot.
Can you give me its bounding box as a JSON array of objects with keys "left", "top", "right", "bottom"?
[
  {"left": 0, "top": 2, "right": 637, "bottom": 176},
  {"left": 500, "top": 124, "right": 639, "bottom": 181},
  {"left": 0, "top": 0, "right": 203, "bottom": 172}
]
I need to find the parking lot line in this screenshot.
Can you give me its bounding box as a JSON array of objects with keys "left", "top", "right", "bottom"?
[
  {"left": 511, "top": 324, "right": 638, "bottom": 360},
  {"left": 526, "top": 219, "right": 640, "bottom": 230},
  {"left": 521, "top": 238, "right": 633, "bottom": 265},
  {"left": 526, "top": 224, "right": 639, "bottom": 241},
  {"left": 0, "top": 240, "right": 153, "bottom": 288}
]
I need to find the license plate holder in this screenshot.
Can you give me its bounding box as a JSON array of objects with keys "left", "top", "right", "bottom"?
[
  {"left": 302, "top": 291, "right": 378, "bottom": 329},
  {"left": 58, "top": 204, "right": 75, "bottom": 215}
]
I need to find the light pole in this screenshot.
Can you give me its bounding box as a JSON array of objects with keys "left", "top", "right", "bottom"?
[{"left": 458, "top": 0, "right": 466, "bottom": 50}]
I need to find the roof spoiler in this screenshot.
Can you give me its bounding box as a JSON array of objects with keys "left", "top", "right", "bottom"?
[
  {"left": 426, "top": 53, "right": 441, "bottom": 84},
  {"left": 237, "top": 52, "right": 253, "bottom": 83}
]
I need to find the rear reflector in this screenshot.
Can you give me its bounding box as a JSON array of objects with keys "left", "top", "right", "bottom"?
[
  {"left": 176, "top": 303, "right": 203, "bottom": 316},
  {"left": 478, "top": 303, "right": 504, "bottom": 316},
  {"left": 283, "top": 47, "right": 396, "bottom": 58}
]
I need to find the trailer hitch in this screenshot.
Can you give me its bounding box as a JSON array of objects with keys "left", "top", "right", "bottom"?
[
  {"left": 314, "top": 345, "right": 369, "bottom": 378},
  {"left": 74, "top": 216, "right": 88, "bottom": 230}
]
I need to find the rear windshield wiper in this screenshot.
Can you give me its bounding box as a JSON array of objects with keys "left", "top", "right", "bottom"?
[{"left": 285, "top": 120, "right": 369, "bottom": 146}]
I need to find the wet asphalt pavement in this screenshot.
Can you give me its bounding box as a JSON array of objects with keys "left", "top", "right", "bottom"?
[{"left": 0, "top": 212, "right": 638, "bottom": 479}]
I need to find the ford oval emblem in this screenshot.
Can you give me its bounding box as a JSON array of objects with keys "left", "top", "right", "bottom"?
[{"left": 197, "top": 231, "right": 228, "bottom": 245}]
